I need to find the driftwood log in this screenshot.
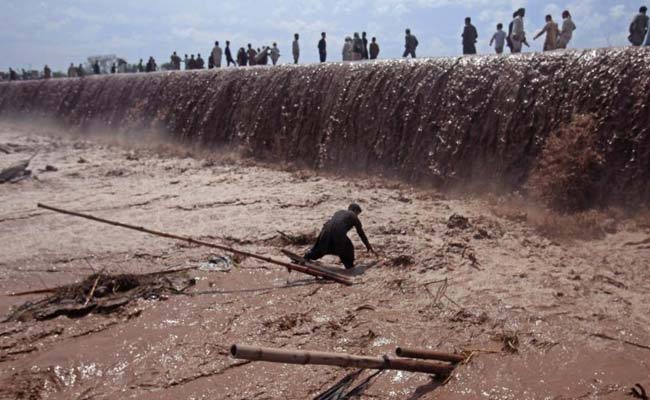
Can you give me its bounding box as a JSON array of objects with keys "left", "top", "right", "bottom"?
[
  {"left": 37, "top": 203, "right": 352, "bottom": 285},
  {"left": 230, "top": 344, "right": 454, "bottom": 375},
  {"left": 395, "top": 347, "right": 466, "bottom": 363}
]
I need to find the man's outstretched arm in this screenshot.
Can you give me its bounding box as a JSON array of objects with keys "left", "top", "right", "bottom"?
[{"left": 354, "top": 220, "right": 373, "bottom": 252}]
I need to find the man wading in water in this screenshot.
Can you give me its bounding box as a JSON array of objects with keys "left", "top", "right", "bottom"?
[{"left": 305, "top": 204, "right": 375, "bottom": 269}]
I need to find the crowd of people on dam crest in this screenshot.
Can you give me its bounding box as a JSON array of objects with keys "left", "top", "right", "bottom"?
[{"left": 2, "top": 5, "right": 650, "bottom": 81}]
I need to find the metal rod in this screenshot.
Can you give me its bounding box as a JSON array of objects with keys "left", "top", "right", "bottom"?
[
  {"left": 395, "top": 347, "right": 465, "bottom": 363},
  {"left": 230, "top": 344, "right": 454, "bottom": 375},
  {"left": 37, "top": 203, "right": 352, "bottom": 285}
]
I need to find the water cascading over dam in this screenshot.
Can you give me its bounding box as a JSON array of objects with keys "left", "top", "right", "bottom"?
[{"left": 1, "top": 48, "right": 649, "bottom": 207}]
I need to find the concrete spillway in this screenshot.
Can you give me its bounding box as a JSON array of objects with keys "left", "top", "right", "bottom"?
[{"left": 1, "top": 48, "right": 649, "bottom": 207}]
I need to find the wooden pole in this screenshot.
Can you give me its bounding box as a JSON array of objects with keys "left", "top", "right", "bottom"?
[
  {"left": 395, "top": 347, "right": 465, "bottom": 363},
  {"left": 37, "top": 203, "right": 352, "bottom": 286},
  {"left": 230, "top": 344, "right": 454, "bottom": 375}
]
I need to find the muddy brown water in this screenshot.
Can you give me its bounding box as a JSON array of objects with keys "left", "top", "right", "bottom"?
[
  {"left": 1, "top": 49, "right": 649, "bottom": 207},
  {"left": 0, "top": 124, "right": 649, "bottom": 399}
]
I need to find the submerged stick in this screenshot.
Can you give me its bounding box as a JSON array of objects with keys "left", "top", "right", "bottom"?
[
  {"left": 395, "top": 347, "right": 466, "bottom": 363},
  {"left": 37, "top": 203, "right": 352, "bottom": 286},
  {"left": 231, "top": 344, "right": 454, "bottom": 375}
]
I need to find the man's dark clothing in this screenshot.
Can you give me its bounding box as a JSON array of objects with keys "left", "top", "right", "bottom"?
[
  {"left": 362, "top": 36, "right": 369, "bottom": 59},
  {"left": 629, "top": 13, "right": 650, "bottom": 46},
  {"left": 403, "top": 34, "right": 418, "bottom": 58},
  {"left": 225, "top": 46, "right": 236, "bottom": 66},
  {"left": 196, "top": 56, "right": 205, "bottom": 69},
  {"left": 318, "top": 38, "right": 327, "bottom": 62},
  {"left": 370, "top": 42, "right": 379, "bottom": 59},
  {"left": 462, "top": 24, "right": 478, "bottom": 54},
  {"left": 305, "top": 210, "right": 371, "bottom": 269}
]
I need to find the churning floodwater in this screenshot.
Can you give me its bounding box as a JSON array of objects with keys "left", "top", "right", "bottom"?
[{"left": 1, "top": 48, "right": 649, "bottom": 205}]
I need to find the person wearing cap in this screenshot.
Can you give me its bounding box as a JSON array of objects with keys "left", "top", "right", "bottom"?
[{"left": 304, "top": 203, "right": 374, "bottom": 269}]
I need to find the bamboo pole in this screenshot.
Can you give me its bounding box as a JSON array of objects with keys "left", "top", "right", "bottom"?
[
  {"left": 37, "top": 203, "right": 352, "bottom": 286},
  {"left": 230, "top": 344, "right": 454, "bottom": 375},
  {"left": 395, "top": 347, "right": 465, "bottom": 363}
]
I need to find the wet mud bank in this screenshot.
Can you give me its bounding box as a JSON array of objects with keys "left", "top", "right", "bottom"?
[{"left": 1, "top": 48, "right": 649, "bottom": 207}]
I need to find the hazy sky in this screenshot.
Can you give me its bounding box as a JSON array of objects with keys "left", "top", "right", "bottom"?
[{"left": 0, "top": 0, "right": 640, "bottom": 71}]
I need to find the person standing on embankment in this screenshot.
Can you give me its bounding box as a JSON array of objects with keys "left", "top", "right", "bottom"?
[
  {"left": 629, "top": 6, "right": 649, "bottom": 46},
  {"left": 403, "top": 28, "right": 419, "bottom": 58},
  {"left": 557, "top": 10, "right": 576, "bottom": 49},
  {"left": 534, "top": 14, "right": 559, "bottom": 51}
]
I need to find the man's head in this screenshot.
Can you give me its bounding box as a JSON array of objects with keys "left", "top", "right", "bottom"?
[
  {"left": 226, "top": 40, "right": 230, "bottom": 46},
  {"left": 405, "top": 28, "right": 411, "bottom": 35},
  {"left": 545, "top": 14, "right": 552, "bottom": 22},
  {"left": 562, "top": 10, "right": 571, "bottom": 18},
  {"left": 465, "top": 17, "right": 471, "bottom": 24},
  {"left": 641, "top": 6, "right": 648, "bottom": 14},
  {"left": 372, "top": 37, "right": 376, "bottom": 42},
  {"left": 248, "top": 43, "right": 252, "bottom": 49},
  {"left": 215, "top": 41, "right": 219, "bottom": 46},
  {"left": 322, "top": 32, "right": 326, "bottom": 38},
  {"left": 518, "top": 8, "right": 526, "bottom": 17},
  {"left": 362, "top": 31, "right": 367, "bottom": 37},
  {"left": 273, "top": 42, "right": 277, "bottom": 46},
  {"left": 294, "top": 33, "right": 299, "bottom": 40},
  {"left": 497, "top": 23, "right": 503, "bottom": 30},
  {"left": 354, "top": 32, "right": 360, "bottom": 38},
  {"left": 348, "top": 203, "right": 362, "bottom": 215}
]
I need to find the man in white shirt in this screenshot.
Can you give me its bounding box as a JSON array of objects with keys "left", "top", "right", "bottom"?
[
  {"left": 557, "top": 10, "right": 576, "bottom": 49},
  {"left": 510, "top": 8, "right": 526, "bottom": 53},
  {"left": 211, "top": 41, "right": 223, "bottom": 68}
]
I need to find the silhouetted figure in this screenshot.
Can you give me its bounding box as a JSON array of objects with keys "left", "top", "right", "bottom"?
[
  {"left": 237, "top": 48, "right": 248, "bottom": 66},
  {"left": 510, "top": 8, "right": 526, "bottom": 53},
  {"left": 196, "top": 53, "right": 205, "bottom": 69},
  {"left": 534, "top": 15, "right": 559, "bottom": 51},
  {"left": 292, "top": 33, "right": 300, "bottom": 64},
  {"left": 362, "top": 32, "right": 369, "bottom": 59},
  {"left": 145, "top": 57, "right": 156, "bottom": 72},
  {"left": 342, "top": 37, "right": 353, "bottom": 61},
  {"left": 137, "top": 59, "right": 145, "bottom": 72},
  {"left": 247, "top": 44, "right": 257, "bottom": 66},
  {"left": 43, "top": 65, "right": 51, "bottom": 79},
  {"left": 403, "top": 28, "right": 419, "bottom": 58},
  {"left": 490, "top": 23, "right": 506, "bottom": 54},
  {"left": 629, "top": 6, "right": 649, "bottom": 46},
  {"left": 462, "top": 17, "right": 478, "bottom": 54},
  {"left": 77, "top": 64, "right": 85, "bottom": 78},
  {"left": 9, "top": 68, "right": 17, "bottom": 81},
  {"left": 171, "top": 51, "right": 181, "bottom": 70},
  {"left": 369, "top": 37, "right": 380, "bottom": 59},
  {"left": 557, "top": 10, "right": 576, "bottom": 49},
  {"left": 110, "top": 63, "right": 116, "bottom": 73},
  {"left": 270, "top": 42, "right": 281, "bottom": 65},
  {"left": 318, "top": 32, "right": 327, "bottom": 62},
  {"left": 211, "top": 41, "right": 223, "bottom": 68},
  {"left": 67, "top": 63, "right": 77, "bottom": 77},
  {"left": 184, "top": 54, "right": 189, "bottom": 70},
  {"left": 225, "top": 41, "right": 236, "bottom": 66},
  {"left": 92, "top": 61, "right": 100, "bottom": 74},
  {"left": 352, "top": 32, "right": 363, "bottom": 61},
  {"left": 187, "top": 55, "right": 196, "bottom": 70},
  {"left": 305, "top": 204, "right": 374, "bottom": 269}
]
